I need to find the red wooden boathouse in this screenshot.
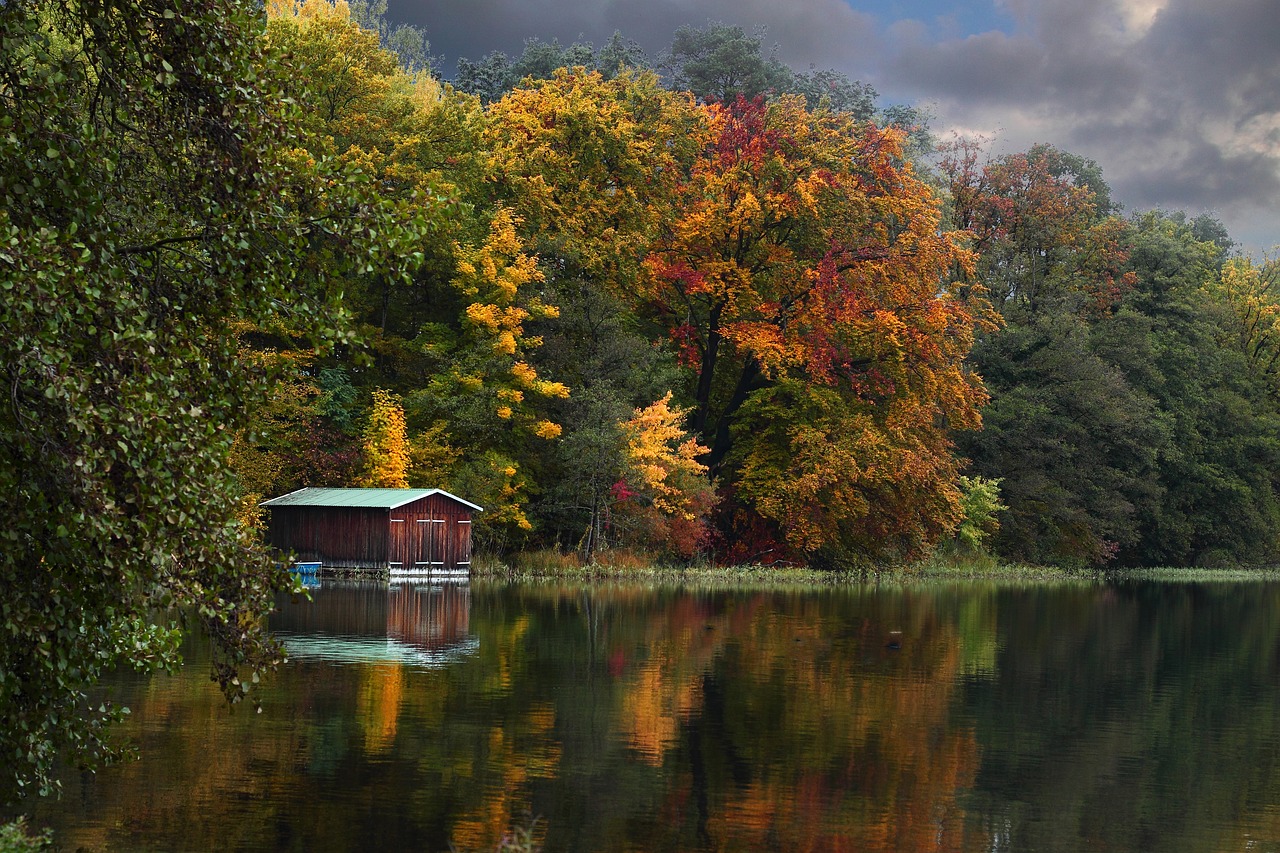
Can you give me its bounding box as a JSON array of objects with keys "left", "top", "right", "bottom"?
[{"left": 261, "top": 488, "right": 482, "bottom": 572}]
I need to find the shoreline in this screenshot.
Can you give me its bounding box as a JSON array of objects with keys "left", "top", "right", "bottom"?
[{"left": 465, "top": 561, "right": 1280, "bottom": 587}]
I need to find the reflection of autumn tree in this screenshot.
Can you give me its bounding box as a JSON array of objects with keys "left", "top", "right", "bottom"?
[
  {"left": 448, "top": 701, "right": 558, "bottom": 853},
  {"left": 40, "top": 583, "right": 1280, "bottom": 853},
  {"left": 496, "top": 585, "right": 991, "bottom": 851},
  {"left": 672, "top": 591, "right": 986, "bottom": 852},
  {"left": 356, "top": 664, "right": 404, "bottom": 752},
  {"left": 615, "top": 593, "right": 748, "bottom": 763},
  {"left": 42, "top": 658, "right": 378, "bottom": 852},
  {"left": 445, "top": 608, "right": 560, "bottom": 852}
]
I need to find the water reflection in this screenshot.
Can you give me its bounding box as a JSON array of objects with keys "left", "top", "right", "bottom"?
[
  {"left": 17, "top": 579, "right": 1280, "bottom": 853},
  {"left": 271, "top": 581, "right": 477, "bottom": 668}
]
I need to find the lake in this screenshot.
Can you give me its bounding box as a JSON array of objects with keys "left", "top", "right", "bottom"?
[{"left": 20, "top": 577, "right": 1280, "bottom": 852}]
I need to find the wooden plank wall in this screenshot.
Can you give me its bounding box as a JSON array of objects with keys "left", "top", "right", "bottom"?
[{"left": 268, "top": 506, "right": 388, "bottom": 568}]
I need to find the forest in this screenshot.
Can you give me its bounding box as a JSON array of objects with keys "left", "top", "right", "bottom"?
[{"left": 232, "top": 0, "right": 1280, "bottom": 572}]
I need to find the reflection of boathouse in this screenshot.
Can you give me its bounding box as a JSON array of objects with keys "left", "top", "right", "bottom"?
[
  {"left": 261, "top": 487, "right": 482, "bottom": 572},
  {"left": 271, "top": 581, "right": 476, "bottom": 668}
]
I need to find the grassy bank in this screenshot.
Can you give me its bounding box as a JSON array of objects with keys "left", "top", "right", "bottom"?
[
  {"left": 469, "top": 549, "right": 1280, "bottom": 587},
  {"left": 470, "top": 550, "right": 1092, "bottom": 587}
]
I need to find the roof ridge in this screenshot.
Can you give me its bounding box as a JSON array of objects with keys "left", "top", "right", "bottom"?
[{"left": 260, "top": 486, "right": 482, "bottom": 511}]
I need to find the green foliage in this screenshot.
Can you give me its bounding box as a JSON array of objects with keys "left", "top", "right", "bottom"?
[
  {"left": 662, "top": 23, "right": 794, "bottom": 103},
  {"left": 455, "top": 33, "right": 649, "bottom": 103},
  {"left": 955, "top": 476, "right": 1007, "bottom": 550},
  {"left": 0, "top": 0, "right": 425, "bottom": 799},
  {"left": 346, "top": 0, "right": 432, "bottom": 71},
  {"left": 1114, "top": 213, "right": 1280, "bottom": 565},
  {"left": 318, "top": 367, "right": 359, "bottom": 432},
  {"left": 956, "top": 167, "right": 1280, "bottom": 568},
  {"left": 523, "top": 284, "right": 685, "bottom": 556},
  {"left": 0, "top": 818, "right": 51, "bottom": 853},
  {"left": 959, "top": 312, "right": 1167, "bottom": 565}
]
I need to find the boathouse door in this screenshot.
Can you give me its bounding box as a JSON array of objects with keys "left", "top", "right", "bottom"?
[
  {"left": 414, "top": 518, "right": 446, "bottom": 569},
  {"left": 458, "top": 519, "right": 472, "bottom": 567},
  {"left": 388, "top": 516, "right": 409, "bottom": 569}
]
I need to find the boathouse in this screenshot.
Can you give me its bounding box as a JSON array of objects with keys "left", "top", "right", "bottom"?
[{"left": 261, "top": 488, "right": 482, "bottom": 572}]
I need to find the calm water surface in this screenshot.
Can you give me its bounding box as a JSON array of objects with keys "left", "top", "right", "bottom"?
[{"left": 24, "top": 578, "right": 1280, "bottom": 852}]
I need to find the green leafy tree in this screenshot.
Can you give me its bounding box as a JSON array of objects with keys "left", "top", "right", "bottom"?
[
  {"left": 959, "top": 315, "right": 1166, "bottom": 565},
  {"left": 346, "top": 0, "right": 432, "bottom": 71},
  {"left": 1114, "top": 213, "right": 1280, "bottom": 565},
  {"left": 954, "top": 476, "right": 1007, "bottom": 550},
  {"left": 944, "top": 142, "right": 1168, "bottom": 566},
  {"left": 0, "top": 818, "right": 50, "bottom": 852},
  {"left": 228, "top": 346, "right": 363, "bottom": 525},
  {"left": 526, "top": 285, "right": 685, "bottom": 558},
  {"left": 0, "top": 0, "right": 425, "bottom": 798},
  {"left": 661, "top": 23, "right": 793, "bottom": 103},
  {"left": 455, "top": 33, "right": 649, "bottom": 103}
]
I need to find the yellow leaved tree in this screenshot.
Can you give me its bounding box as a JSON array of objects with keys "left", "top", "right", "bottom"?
[
  {"left": 612, "top": 393, "right": 714, "bottom": 559},
  {"left": 361, "top": 389, "right": 410, "bottom": 488},
  {"left": 263, "top": 2, "right": 571, "bottom": 550},
  {"left": 1211, "top": 256, "right": 1280, "bottom": 383}
]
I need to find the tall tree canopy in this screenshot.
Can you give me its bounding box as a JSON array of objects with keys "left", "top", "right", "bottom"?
[
  {"left": 487, "top": 77, "right": 991, "bottom": 562},
  {"left": 948, "top": 140, "right": 1280, "bottom": 567}
]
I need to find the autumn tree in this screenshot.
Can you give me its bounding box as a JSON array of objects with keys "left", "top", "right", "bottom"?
[
  {"left": 485, "top": 69, "right": 704, "bottom": 552},
  {"left": 0, "top": 0, "right": 426, "bottom": 798},
  {"left": 263, "top": 2, "right": 570, "bottom": 548},
  {"left": 943, "top": 141, "right": 1157, "bottom": 565},
  {"left": 1209, "top": 256, "right": 1280, "bottom": 385},
  {"left": 643, "top": 96, "right": 990, "bottom": 560},
  {"left": 612, "top": 393, "right": 714, "bottom": 559},
  {"left": 940, "top": 140, "right": 1134, "bottom": 316},
  {"left": 958, "top": 180, "right": 1280, "bottom": 567},
  {"left": 406, "top": 211, "right": 569, "bottom": 546},
  {"left": 486, "top": 68, "right": 703, "bottom": 289},
  {"left": 361, "top": 389, "right": 411, "bottom": 487}
]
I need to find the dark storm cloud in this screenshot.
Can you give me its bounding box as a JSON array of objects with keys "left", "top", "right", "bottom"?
[
  {"left": 390, "top": 0, "right": 1280, "bottom": 250},
  {"left": 394, "top": 0, "right": 878, "bottom": 75},
  {"left": 887, "top": 0, "right": 1280, "bottom": 249}
]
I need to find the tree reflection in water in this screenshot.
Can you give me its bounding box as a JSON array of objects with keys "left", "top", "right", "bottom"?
[{"left": 17, "top": 580, "right": 1280, "bottom": 853}]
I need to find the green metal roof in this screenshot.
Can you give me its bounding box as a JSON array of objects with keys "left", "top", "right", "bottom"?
[{"left": 260, "top": 487, "right": 482, "bottom": 512}]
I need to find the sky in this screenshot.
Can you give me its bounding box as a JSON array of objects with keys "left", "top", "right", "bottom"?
[{"left": 387, "top": 0, "right": 1280, "bottom": 255}]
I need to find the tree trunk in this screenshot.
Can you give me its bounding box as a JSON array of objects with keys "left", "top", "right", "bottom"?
[{"left": 707, "top": 358, "right": 762, "bottom": 475}]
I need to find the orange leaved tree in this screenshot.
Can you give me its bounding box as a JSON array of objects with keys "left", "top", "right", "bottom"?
[{"left": 641, "top": 96, "right": 994, "bottom": 562}]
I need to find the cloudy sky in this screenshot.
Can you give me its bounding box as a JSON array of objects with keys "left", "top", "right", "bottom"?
[{"left": 388, "top": 0, "right": 1280, "bottom": 254}]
